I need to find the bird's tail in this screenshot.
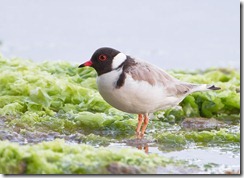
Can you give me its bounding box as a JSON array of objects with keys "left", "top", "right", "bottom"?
[
  {"left": 206, "top": 85, "right": 221, "bottom": 90},
  {"left": 191, "top": 84, "right": 221, "bottom": 93}
]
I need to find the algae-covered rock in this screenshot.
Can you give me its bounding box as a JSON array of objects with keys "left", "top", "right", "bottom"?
[
  {"left": 0, "top": 139, "right": 173, "bottom": 174},
  {"left": 107, "top": 162, "right": 141, "bottom": 174},
  {"left": 154, "top": 128, "right": 240, "bottom": 146}
]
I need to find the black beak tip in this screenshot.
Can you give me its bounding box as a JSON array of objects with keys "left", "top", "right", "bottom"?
[
  {"left": 78, "top": 64, "right": 85, "bottom": 68},
  {"left": 78, "top": 61, "right": 93, "bottom": 68}
]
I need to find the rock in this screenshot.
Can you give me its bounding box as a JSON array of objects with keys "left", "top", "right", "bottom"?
[
  {"left": 181, "top": 118, "right": 228, "bottom": 131},
  {"left": 107, "top": 162, "right": 142, "bottom": 174}
]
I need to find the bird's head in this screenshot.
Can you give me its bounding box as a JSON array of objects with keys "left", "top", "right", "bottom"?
[{"left": 79, "top": 47, "right": 127, "bottom": 75}]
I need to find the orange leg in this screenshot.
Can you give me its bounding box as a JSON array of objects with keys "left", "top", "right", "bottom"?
[
  {"left": 140, "top": 113, "right": 149, "bottom": 138},
  {"left": 136, "top": 114, "right": 143, "bottom": 138}
]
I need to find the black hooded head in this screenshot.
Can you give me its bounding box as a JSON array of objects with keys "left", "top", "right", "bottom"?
[{"left": 79, "top": 47, "right": 121, "bottom": 76}]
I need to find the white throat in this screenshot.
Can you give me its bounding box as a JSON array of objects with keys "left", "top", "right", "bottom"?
[{"left": 112, "top": 53, "right": 127, "bottom": 69}]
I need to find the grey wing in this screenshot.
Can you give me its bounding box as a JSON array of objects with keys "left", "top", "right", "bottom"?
[
  {"left": 124, "top": 61, "right": 176, "bottom": 85},
  {"left": 125, "top": 61, "right": 197, "bottom": 96}
]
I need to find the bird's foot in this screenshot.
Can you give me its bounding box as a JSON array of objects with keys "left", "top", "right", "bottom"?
[
  {"left": 136, "top": 131, "right": 145, "bottom": 139},
  {"left": 136, "top": 131, "right": 142, "bottom": 139},
  {"left": 140, "top": 132, "right": 145, "bottom": 138}
]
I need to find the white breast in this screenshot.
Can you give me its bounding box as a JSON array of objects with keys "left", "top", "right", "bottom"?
[{"left": 97, "top": 70, "right": 183, "bottom": 114}]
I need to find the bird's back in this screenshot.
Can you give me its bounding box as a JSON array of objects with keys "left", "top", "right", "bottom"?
[{"left": 123, "top": 57, "right": 201, "bottom": 96}]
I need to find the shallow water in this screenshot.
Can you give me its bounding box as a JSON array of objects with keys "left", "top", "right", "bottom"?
[
  {"left": 107, "top": 137, "right": 240, "bottom": 173},
  {"left": 108, "top": 144, "right": 240, "bottom": 173}
]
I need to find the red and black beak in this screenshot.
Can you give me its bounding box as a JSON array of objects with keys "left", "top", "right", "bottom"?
[{"left": 79, "top": 60, "right": 93, "bottom": 68}]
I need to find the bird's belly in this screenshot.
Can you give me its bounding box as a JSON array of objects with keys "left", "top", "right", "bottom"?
[{"left": 97, "top": 72, "right": 182, "bottom": 114}]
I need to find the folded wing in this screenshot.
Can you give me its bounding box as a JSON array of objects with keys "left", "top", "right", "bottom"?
[{"left": 124, "top": 58, "right": 197, "bottom": 96}]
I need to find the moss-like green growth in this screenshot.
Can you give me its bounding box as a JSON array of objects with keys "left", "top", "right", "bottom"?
[
  {"left": 0, "top": 56, "right": 240, "bottom": 135},
  {"left": 0, "top": 139, "right": 173, "bottom": 174},
  {"left": 154, "top": 128, "right": 240, "bottom": 146}
]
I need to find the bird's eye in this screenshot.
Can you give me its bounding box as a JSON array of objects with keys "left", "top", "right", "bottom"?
[{"left": 98, "top": 54, "right": 107, "bottom": 61}]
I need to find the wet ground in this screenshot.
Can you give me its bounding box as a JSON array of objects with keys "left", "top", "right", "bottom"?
[{"left": 0, "top": 116, "right": 240, "bottom": 174}]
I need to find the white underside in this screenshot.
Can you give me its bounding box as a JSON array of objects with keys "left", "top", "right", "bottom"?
[{"left": 97, "top": 69, "right": 185, "bottom": 114}]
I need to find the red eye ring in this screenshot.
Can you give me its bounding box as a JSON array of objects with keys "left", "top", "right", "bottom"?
[{"left": 99, "top": 54, "right": 107, "bottom": 61}]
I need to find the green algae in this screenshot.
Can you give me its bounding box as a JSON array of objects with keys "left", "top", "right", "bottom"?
[
  {"left": 0, "top": 56, "right": 240, "bottom": 134},
  {"left": 0, "top": 139, "right": 173, "bottom": 174},
  {"left": 154, "top": 128, "right": 240, "bottom": 146}
]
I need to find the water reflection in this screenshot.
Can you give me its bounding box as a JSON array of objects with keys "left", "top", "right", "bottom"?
[
  {"left": 125, "top": 138, "right": 152, "bottom": 154},
  {"left": 137, "top": 143, "right": 149, "bottom": 154}
]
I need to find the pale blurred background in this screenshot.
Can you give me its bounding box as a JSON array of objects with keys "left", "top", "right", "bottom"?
[{"left": 0, "top": 0, "right": 240, "bottom": 70}]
